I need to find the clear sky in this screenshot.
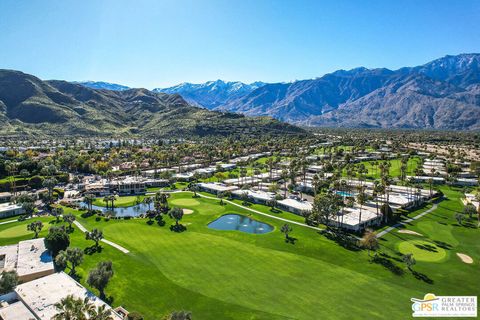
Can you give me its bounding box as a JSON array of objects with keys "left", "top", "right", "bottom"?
[{"left": 0, "top": 0, "right": 479, "bottom": 88}]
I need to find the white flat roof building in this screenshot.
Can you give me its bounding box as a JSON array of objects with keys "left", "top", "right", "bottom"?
[
  {"left": 14, "top": 272, "right": 123, "bottom": 320},
  {"left": 407, "top": 176, "right": 445, "bottom": 184},
  {"left": 232, "top": 189, "right": 275, "bottom": 203},
  {"left": 332, "top": 206, "right": 381, "bottom": 231},
  {"left": 224, "top": 177, "right": 262, "bottom": 186},
  {"left": 0, "top": 238, "right": 54, "bottom": 282},
  {"left": 0, "top": 301, "right": 36, "bottom": 320},
  {"left": 198, "top": 182, "right": 239, "bottom": 194},
  {"left": 277, "top": 198, "right": 313, "bottom": 214},
  {"left": 455, "top": 178, "right": 479, "bottom": 186},
  {"left": 0, "top": 203, "right": 25, "bottom": 219}
]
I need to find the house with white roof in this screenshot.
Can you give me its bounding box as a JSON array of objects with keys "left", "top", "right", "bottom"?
[
  {"left": 2, "top": 272, "right": 124, "bottom": 320},
  {"left": 277, "top": 198, "right": 313, "bottom": 215},
  {"left": 0, "top": 203, "right": 25, "bottom": 219},
  {"left": 232, "top": 189, "right": 276, "bottom": 205},
  {"left": 0, "top": 238, "right": 54, "bottom": 283},
  {"left": 198, "top": 182, "right": 239, "bottom": 195}
]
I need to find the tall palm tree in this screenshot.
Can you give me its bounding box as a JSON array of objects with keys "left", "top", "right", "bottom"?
[
  {"left": 84, "top": 194, "right": 95, "bottom": 213},
  {"left": 143, "top": 196, "right": 153, "bottom": 210},
  {"left": 103, "top": 196, "right": 110, "bottom": 210},
  {"left": 356, "top": 186, "right": 368, "bottom": 229}
]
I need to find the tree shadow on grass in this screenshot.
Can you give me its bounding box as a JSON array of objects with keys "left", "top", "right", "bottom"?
[
  {"left": 170, "top": 224, "right": 187, "bottom": 233},
  {"left": 433, "top": 240, "right": 452, "bottom": 250},
  {"left": 460, "top": 221, "right": 478, "bottom": 229},
  {"left": 284, "top": 236, "right": 297, "bottom": 244},
  {"left": 70, "top": 272, "right": 82, "bottom": 282},
  {"left": 323, "top": 230, "right": 360, "bottom": 251},
  {"left": 414, "top": 243, "right": 438, "bottom": 252},
  {"left": 372, "top": 254, "right": 405, "bottom": 276},
  {"left": 81, "top": 211, "right": 96, "bottom": 219},
  {"left": 269, "top": 208, "right": 282, "bottom": 214},
  {"left": 84, "top": 245, "right": 103, "bottom": 255},
  {"left": 412, "top": 270, "right": 434, "bottom": 284},
  {"left": 104, "top": 295, "right": 114, "bottom": 305}
]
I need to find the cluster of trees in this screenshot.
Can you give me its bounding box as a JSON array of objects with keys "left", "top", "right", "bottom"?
[{"left": 42, "top": 221, "right": 113, "bottom": 304}]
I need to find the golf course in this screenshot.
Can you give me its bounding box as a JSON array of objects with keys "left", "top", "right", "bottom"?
[{"left": 0, "top": 186, "right": 478, "bottom": 319}]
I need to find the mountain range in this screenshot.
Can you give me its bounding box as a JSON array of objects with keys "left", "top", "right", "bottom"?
[
  {"left": 127, "top": 54, "right": 479, "bottom": 130},
  {"left": 2, "top": 53, "right": 478, "bottom": 135},
  {"left": 0, "top": 70, "right": 303, "bottom": 137},
  {"left": 74, "top": 81, "right": 131, "bottom": 91},
  {"left": 153, "top": 80, "right": 266, "bottom": 109},
  {"left": 217, "top": 54, "right": 480, "bottom": 130}
]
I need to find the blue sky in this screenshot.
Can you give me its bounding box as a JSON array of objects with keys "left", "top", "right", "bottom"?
[{"left": 0, "top": 0, "right": 479, "bottom": 88}]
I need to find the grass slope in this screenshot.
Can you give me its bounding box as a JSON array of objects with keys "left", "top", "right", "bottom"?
[{"left": 0, "top": 187, "right": 478, "bottom": 319}]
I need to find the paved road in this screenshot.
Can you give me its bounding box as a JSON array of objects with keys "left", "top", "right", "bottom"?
[
  {"left": 73, "top": 220, "right": 130, "bottom": 254},
  {"left": 376, "top": 203, "right": 439, "bottom": 238}
]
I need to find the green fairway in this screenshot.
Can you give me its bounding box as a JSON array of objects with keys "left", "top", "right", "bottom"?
[
  {"left": 1, "top": 186, "right": 478, "bottom": 319},
  {"left": 342, "top": 156, "right": 421, "bottom": 179},
  {"left": 170, "top": 198, "right": 201, "bottom": 207},
  {"left": 92, "top": 195, "right": 150, "bottom": 207},
  {"left": 398, "top": 240, "right": 447, "bottom": 262},
  {"left": 0, "top": 224, "right": 33, "bottom": 238}
]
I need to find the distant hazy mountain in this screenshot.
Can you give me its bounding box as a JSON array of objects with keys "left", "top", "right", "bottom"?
[
  {"left": 218, "top": 54, "right": 480, "bottom": 130},
  {"left": 154, "top": 80, "right": 266, "bottom": 109},
  {"left": 74, "top": 81, "right": 130, "bottom": 91},
  {"left": 0, "top": 70, "right": 303, "bottom": 137}
]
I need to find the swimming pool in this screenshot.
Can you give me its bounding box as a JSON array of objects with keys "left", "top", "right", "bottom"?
[{"left": 335, "top": 191, "right": 356, "bottom": 197}]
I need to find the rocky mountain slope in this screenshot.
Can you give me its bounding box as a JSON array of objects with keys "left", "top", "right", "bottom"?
[
  {"left": 0, "top": 70, "right": 303, "bottom": 137},
  {"left": 73, "top": 81, "right": 131, "bottom": 91},
  {"left": 154, "top": 80, "right": 266, "bottom": 109},
  {"left": 218, "top": 54, "right": 480, "bottom": 130}
]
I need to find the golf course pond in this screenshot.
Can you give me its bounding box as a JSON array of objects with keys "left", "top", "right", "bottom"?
[
  {"left": 81, "top": 202, "right": 150, "bottom": 217},
  {"left": 208, "top": 214, "right": 274, "bottom": 234}
]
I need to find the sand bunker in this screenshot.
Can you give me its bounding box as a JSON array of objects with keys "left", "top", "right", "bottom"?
[
  {"left": 183, "top": 209, "right": 194, "bottom": 215},
  {"left": 456, "top": 253, "right": 473, "bottom": 264},
  {"left": 398, "top": 229, "right": 423, "bottom": 236}
]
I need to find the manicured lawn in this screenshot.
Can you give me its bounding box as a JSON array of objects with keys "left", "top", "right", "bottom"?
[
  {"left": 342, "top": 157, "right": 421, "bottom": 180},
  {"left": 398, "top": 239, "right": 448, "bottom": 262},
  {"left": 0, "top": 223, "right": 34, "bottom": 238},
  {"left": 1, "top": 187, "right": 478, "bottom": 319},
  {"left": 92, "top": 195, "right": 151, "bottom": 207}
]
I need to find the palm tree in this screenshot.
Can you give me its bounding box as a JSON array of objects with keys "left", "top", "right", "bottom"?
[
  {"left": 143, "top": 196, "right": 153, "bottom": 210},
  {"left": 54, "top": 295, "right": 113, "bottom": 320},
  {"left": 356, "top": 187, "right": 368, "bottom": 229},
  {"left": 84, "top": 194, "right": 95, "bottom": 213},
  {"left": 312, "top": 174, "right": 320, "bottom": 196},
  {"left": 53, "top": 295, "right": 88, "bottom": 320},
  {"left": 88, "top": 304, "right": 113, "bottom": 320},
  {"left": 103, "top": 196, "right": 110, "bottom": 210}
]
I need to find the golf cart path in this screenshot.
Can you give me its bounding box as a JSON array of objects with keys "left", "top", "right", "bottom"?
[
  {"left": 376, "top": 203, "right": 438, "bottom": 238},
  {"left": 73, "top": 220, "right": 130, "bottom": 254},
  {"left": 193, "top": 192, "right": 323, "bottom": 232},
  {"left": 0, "top": 219, "right": 21, "bottom": 225}
]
